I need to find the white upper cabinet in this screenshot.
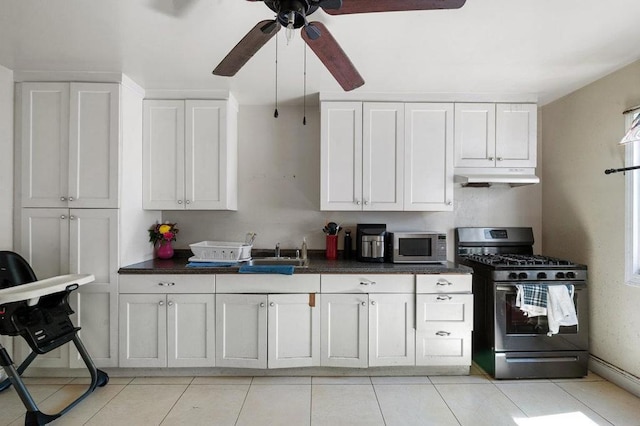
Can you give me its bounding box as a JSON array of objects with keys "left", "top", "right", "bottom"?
[
  {"left": 320, "top": 101, "right": 363, "bottom": 211},
  {"left": 21, "top": 82, "right": 120, "bottom": 208},
  {"left": 404, "top": 103, "right": 454, "bottom": 211},
  {"left": 454, "top": 103, "right": 537, "bottom": 169},
  {"left": 143, "top": 99, "right": 238, "bottom": 210},
  {"left": 321, "top": 101, "right": 451, "bottom": 211}
]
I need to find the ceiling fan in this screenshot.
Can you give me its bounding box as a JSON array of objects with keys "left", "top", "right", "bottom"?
[{"left": 212, "top": 0, "right": 467, "bottom": 91}]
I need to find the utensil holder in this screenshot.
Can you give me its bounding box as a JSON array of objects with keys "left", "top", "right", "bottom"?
[{"left": 326, "top": 235, "right": 338, "bottom": 260}]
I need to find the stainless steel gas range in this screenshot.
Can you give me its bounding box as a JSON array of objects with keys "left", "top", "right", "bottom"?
[{"left": 456, "top": 227, "right": 589, "bottom": 379}]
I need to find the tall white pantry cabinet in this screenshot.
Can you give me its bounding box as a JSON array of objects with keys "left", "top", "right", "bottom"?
[{"left": 14, "top": 79, "right": 160, "bottom": 368}]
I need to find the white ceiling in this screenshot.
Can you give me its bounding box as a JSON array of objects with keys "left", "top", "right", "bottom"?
[{"left": 2, "top": 0, "right": 640, "bottom": 106}]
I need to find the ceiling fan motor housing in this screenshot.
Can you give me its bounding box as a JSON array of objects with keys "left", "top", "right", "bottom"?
[{"left": 266, "top": 0, "right": 318, "bottom": 28}]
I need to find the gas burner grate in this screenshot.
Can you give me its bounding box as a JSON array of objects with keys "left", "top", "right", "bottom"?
[{"left": 464, "top": 254, "right": 576, "bottom": 267}]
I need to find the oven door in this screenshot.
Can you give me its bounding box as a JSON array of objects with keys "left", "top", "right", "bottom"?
[{"left": 494, "top": 282, "right": 588, "bottom": 352}]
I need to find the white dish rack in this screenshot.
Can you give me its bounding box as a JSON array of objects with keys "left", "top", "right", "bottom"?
[{"left": 189, "top": 241, "right": 252, "bottom": 262}]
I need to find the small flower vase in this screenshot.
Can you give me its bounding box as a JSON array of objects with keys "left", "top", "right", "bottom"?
[{"left": 156, "top": 240, "right": 174, "bottom": 260}]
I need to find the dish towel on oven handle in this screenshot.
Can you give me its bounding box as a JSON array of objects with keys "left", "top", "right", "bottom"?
[
  {"left": 515, "top": 284, "right": 548, "bottom": 317},
  {"left": 546, "top": 284, "right": 578, "bottom": 336}
]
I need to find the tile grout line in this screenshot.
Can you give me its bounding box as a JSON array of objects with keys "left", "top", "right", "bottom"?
[
  {"left": 158, "top": 376, "right": 195, "bottom": 425},
  {"left": 82, "top": 378, "right": 132, "bottom": 425},
  {"left": 233, "top": 376, "right": 255, "bottom": 426},
  {"left": 370, "top": 377, "right": 388, "bottom": 426},
  {"left": 550, "top": 380, "right": 616, "bottom": 426},
  {"left": 431, "top": 380, "right": 464, "bottom": 426}
]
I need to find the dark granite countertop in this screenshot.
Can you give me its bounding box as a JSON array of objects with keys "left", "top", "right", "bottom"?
[{"left": 118, "top": 250, "right": 472, "bottom": 275}]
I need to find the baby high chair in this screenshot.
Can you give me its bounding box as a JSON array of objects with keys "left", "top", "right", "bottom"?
[{"left": 0, "top": 251, "right": 109, "bottom": 425}]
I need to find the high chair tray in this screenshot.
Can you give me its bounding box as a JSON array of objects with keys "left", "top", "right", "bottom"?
[{"left": 0, "top": 274, "right": 95, "bottom": 305}]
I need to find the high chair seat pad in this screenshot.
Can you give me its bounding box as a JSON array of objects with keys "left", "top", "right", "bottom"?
[{"left": 0, "top": 274, "right": 95, "bottom": 306}]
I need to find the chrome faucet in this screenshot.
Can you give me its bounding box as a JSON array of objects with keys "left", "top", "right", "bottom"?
[{"left": 275, "top": 243, "right": 281, "bottom": 258}]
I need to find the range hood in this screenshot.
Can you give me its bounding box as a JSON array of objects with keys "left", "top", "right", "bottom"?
[{"left": 454, "top": 169, "right": 540, "bottom": 187}]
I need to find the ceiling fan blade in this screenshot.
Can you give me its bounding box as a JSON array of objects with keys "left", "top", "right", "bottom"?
[
  {"left": 317, "top": 0, "right": 343, "bottom": 10},
  {"left": 324, "top": 0, "right": 466, "bottom": 15},
  {"left": 213, "top": 20, "right": 280, "bottom": 77},
  {"left": 301, "top": 22, "right": 364, "bottom": 92}
]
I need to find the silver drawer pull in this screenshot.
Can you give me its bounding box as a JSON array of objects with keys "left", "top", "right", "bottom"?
[
  {"left": 436, "top": 279, "right": 452, "bottom": 286},
  {"left": 361, "top": 301, "right": 366, "bottom": 306},
  {"left": 436, "top": 295, "right": 452, "bottom": 301},
  {"left": 260, "top": 302, "right": 265, "bottom": 307},
  {"left": 168, "top": 301, "right": 174, "bottom": 307},
  {"left": 436, "top": 331, "right": 451, "bottom": 337},
  {"left": 158, "top": 282, "right": 175, "bottom": 287},
  {"left": 159, "top": 301, "right": 164, "bottom": 306},
  {"left": 360, "top": 279, "right": 376, "bottom": 286}
]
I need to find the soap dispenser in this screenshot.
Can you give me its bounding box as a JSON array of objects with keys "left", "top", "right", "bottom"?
[{"left": 301, "top": 237, "right": 308, "bottom": 260}]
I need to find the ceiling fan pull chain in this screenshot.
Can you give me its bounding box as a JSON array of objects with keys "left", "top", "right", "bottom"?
[
  {"left": 303, "top": 43, "right": 307, "bottom": 125},
  {"left": 274, "top": 32, "right": 279, "bottom": 118}
]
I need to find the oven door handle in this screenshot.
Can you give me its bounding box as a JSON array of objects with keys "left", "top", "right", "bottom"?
[
  {"left": 496, "top": 284, "right": 585, "bottom": 292},
  {"left": 496, "top": 285, "right": 516, "bottom": 292}
]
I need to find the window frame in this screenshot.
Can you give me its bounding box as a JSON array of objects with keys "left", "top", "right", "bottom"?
[{"left": 625, "top": 109, "right": 640, "bottom": 286}]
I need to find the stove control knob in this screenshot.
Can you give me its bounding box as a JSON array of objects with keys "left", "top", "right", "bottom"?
[
  {"left": 556, "top": 272, "right": 566, "bottom": 279},
  {"left": 508, "top": 272, "right": 518, "bottom": 279},
  {"left": 566, "top": 271, "right": 576, "bottom": 279},
  {"left": 537, "top": 272, "right": 547, "bottom": 279},
  {"left": 518, "top": 272, "right": 528, "bottom": 280}
]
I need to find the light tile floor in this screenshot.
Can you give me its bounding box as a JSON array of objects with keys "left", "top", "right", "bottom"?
[{"left": 1, "top": 366, "right": 639, "bottom": 426}]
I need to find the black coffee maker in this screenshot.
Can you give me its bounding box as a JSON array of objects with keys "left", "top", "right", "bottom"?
[{"left": 356, "top": 224, "right": 386, "bottom": 262}]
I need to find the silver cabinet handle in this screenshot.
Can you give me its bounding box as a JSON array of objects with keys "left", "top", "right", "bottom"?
[
  {"left": 68, "top": 196, "right": 74, "bottom": 202},
  {"left": 177, "top": 200, "right": 183, "bottom": 204},
  {"left": 186, "top": 200, "right": 191, "bottom": 204},
  {"left": 168, "top": 301, "right": 174, "bottom": 307},
  {"left": 371, "top": 300, "right": 376, "bottom": 305},
  {"left": 60, "top": 215, "right": 66, "bottom": 220},
  {"left": 355, "top": 200, "right": 361, "bottom": 205},
  {"left": 497, "top": 157, "right": 503, "bottom": 161},
  {"left": 158, "top": 282, "right": 175, "bottom": 287},
  {"left": 436, "top": 331, "right": 451, "bottom": 336},
  {"left": 364, "top": 200, "right": 369, "bottom": 205},
  {"left": 361, "top": 301, "right": 366, "bottom": 306},
  {"left": 436, "top": 279, "right": 452, "bottom": 286},
  {"left": 436, "top": 295, "right": 452, "bottom": 301},
  {"left": 260, "top": 302, "right": 265, "bottom": 307},
  {"left": 360, "top": 279, "right": 376, "bottom": 286},
  {"left": 69, "top": 215, "right": 76, "bottom": 220},
  {"left": 269, "top": 302, "right": 275, "bottom": 307},
  {"left": 60, "top": 196, "right": 67, "bottom": 201},
  {"left": 159, "top": 301, "right": 164, "bottom": 306},
  {"left": 446, "top": 200, "right": 453, "bottom": 206},
  {"left": 488, "top": 157, "right": 494, "bottom": 161}
]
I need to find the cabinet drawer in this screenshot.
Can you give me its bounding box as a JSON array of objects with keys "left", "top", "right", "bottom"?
[
  {"left": 119, "top": 275, "right": 215, "bottom": 294},
  {"left": 321, "top": 274, "right": 414, "bottom": 293},
  {"left": 416, "top": 329, "right": 471, "bottom": 366},
  {"left": 216, "top": 274, "right": 320, "bottom": 293},
  {"left": 416, "top": 274, "right": 471, "bottom": 293},
  {"left": 416, "top": 294, "right": 473, "bottom": 330}
]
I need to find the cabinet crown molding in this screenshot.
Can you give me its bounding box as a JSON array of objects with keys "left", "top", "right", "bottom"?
[{"left": 319, "top": 92, "right": 538, "bottom": 104}]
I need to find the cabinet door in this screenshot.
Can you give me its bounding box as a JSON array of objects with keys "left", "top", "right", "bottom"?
[
  {"left": 119, "top": 294, "right": 167, "bottom": 368},
  {"left": 185, "top": 100, "right": 231, "bottom": 210},
  {"left": 168, "top": 293, "right": 216, "bottom": 367},
  {"left": 363, "top": 103, "right": 404, "bottom": 211},
  {"left": 320, "top": 293, "right": 368, "bottom": 368},
  {"left": 69, "top": 209, "right": 119, "bottom": 368},
  {"left": 267, "top": 294, "right": 320, "bottom": 369},
  {"left": 404, "top": 103, "right": 454, "bottom": 211},
  {"left": 216, "top": 294, "right": 267, "bottom": 369},
  {"left": 68, "top": 83, "right": 120, "bottom": 208},
  {"left": 369, "top": 294, "right": 415, "bottom": 367},
  {"left": 453, "top": 103, "right": 496, "bottom": 168},
  {"left": 20, "top": 82, "right": 70, "bottom": 208},
  {"left": 495, "top": 103, "right": 537, "bottom": 168},
  {"left": 143, "top": 100, "right": 185, "bottom": 210},
  {"left": 321, "top": 102, "right": 363, "bottom": 211}
]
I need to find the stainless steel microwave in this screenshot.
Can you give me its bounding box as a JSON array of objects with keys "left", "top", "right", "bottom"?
[{"left": 388, "top": 232, "right": 447, "bottom": 263}]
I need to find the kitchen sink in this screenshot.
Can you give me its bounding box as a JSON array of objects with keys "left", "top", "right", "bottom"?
[{"left": 248, "top": 257, "right": 309, "bottom": 267}]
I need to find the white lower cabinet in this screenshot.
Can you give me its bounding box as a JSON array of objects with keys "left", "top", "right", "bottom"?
[
  {"left": 118, "top": 275, "right": 215, "bottom": 368},
  {"left": 216, "top": 293, "right": 320, "bottom": 369},
  {"left": 320, "top": 293, "right": 369, "bottom": 368},
  {"left": 369, "top": 294, "right": 415, "bottom": 366},
  {"left": 415, "top": 275, "right": 473, "bottom": 366}
]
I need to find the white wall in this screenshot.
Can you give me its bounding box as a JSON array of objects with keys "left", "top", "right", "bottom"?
[
  {"left": 164, "top": 105, "right": 543, "bottom": 260},
  {"left": 0, "top": 65, "right": 13, "bottom": 250},
  {"left": 541, "top": 59, "right": 640, "bottom": 379}
]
